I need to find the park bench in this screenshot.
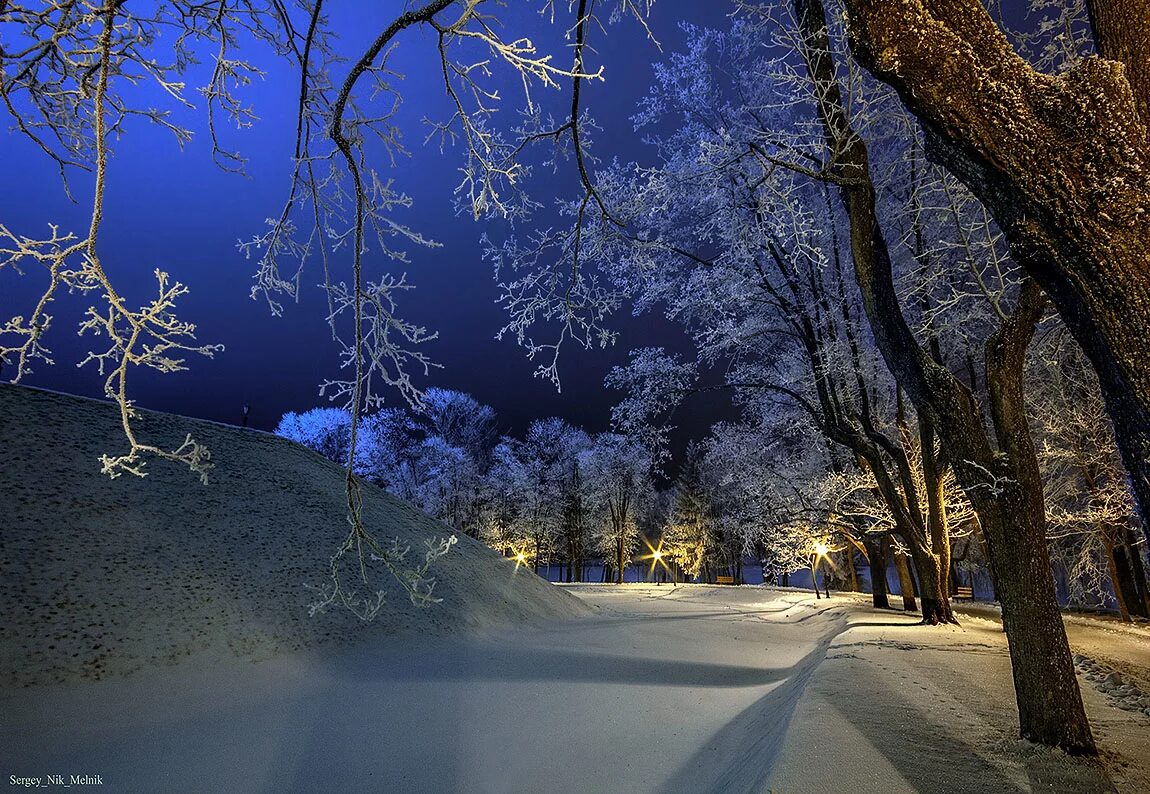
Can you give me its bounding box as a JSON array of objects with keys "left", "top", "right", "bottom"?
[
  {"left": 716, "top": 575, "right": 736, "bottom": 585},
  {"left": 954, "top": 585, "right": 974, "bottom": 600}
]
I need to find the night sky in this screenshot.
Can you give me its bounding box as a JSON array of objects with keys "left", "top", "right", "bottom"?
[{"left": 1, "top": 2, "right": 737, "bottom": 455}]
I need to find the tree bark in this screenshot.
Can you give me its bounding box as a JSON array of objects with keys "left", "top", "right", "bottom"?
[
  {"left": 907, "top": 542, "right": 950, "bottom": 625},
  {"left": 982, "top": 495, "right": 1095, "bottom": 750},
  {"left": 1113, "top": 542, "right": 1148, "bottom": 619},
  {"left": 1086, "top": 0, "right": 1150, "bottom": 126},
  {"left": 616, "top": 534, "right": 624, "bottom": 585}
]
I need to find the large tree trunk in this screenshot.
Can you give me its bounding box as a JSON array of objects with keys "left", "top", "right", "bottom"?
[
  {"left": 841, "top": 0, "right": 1150, "bottom": 546},
  {"left": 981, "top": 498, "right": 1094, "bottom": 751},
  {"left": 794, "top": 0, "right": 1096, "bottom": 754},
  {"left": 1113, "top": 542, "right": 1149, "bottom": 620},
  {"left": 907, "top": 541, "right": 952, "bottom": 625},
  {"left": 1086, "top": 0, "right": 1150, "bottom": 124}
]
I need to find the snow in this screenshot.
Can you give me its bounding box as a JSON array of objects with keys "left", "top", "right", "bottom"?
[
  {"left": 771, "top": 595, "right": 1150, "bottom": 794},
  {"left": 5, "top": 584, "right": 1149, "bottom": 792},
  {"left": 3, "top": 384, "right": 1149, "bottom": 792},
  {"left": 0, "top": 383, "right": 586, "bottom": 688}
]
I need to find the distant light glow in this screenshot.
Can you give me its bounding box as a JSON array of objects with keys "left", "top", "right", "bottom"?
[
  {"left": 814, "top": 542, "right": 829, "bottom": 557},
  {"left": 642, "top": 538, "right": 669, "bottom": 581}
]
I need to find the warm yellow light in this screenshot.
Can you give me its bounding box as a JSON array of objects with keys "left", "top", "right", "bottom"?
[
  {"left": 652, "top": 550, "right": 664, "bottom": 562},
  {"left": 814, "top": 542, "right": 829, "bottom": 557},
  {"left": 515, "top": 552, "right": 527, "bottom": 564}
]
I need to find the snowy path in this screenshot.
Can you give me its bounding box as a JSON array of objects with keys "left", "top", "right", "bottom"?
[
  {"left": 3, "top": 586, "right": 845, "bottom": 793},
  {"left": 4, "top": 585, "right": 1148, "bottom": 793}
]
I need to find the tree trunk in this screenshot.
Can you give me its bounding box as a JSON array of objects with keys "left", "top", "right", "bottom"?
[
  {"left": 616, "top": 533, "right": 624, "bottom": 585},
  {"left": 1106, "top": 532, "right": 1133, "bottom": 622},
  {"left": 907, "top": 542, "right": 953, "bottom": 625},
  {"left": 1122, "top": 526, "right": 1150, "bottom": 617},
  {"left": 1086, "top": 0, "right": 1150, "bottom": 125},
  {"left": 866, "top": 537, "right": 891, "bottom": 609},
  {"left": 891, "top": 541, "right": 918, "bottom": 613},
  {"left": 919, "top": 415, "right": 953, "bottom": 616},
  {"left": 1113, "top": 543, "right": 1148, "bottom": 619},
  {"left": 982, "top": 500, "right": 1095, "bottom": 751}
]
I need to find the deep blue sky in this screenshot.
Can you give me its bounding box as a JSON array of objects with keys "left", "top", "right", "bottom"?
[{"left": 1, "top": 1, "right": 736, "bottom": 450}]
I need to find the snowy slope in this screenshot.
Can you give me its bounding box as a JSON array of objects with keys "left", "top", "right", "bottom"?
[{"left": 0, "top": 384, "right": 587, "bottom": 688}]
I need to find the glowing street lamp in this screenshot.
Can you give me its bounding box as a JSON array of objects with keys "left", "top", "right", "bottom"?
[
  {"left": 643, "top": 540, "right": 669, "bottom": 584},
  {"left": 811, "top": 540, "right": 833, "bottom": 599}
]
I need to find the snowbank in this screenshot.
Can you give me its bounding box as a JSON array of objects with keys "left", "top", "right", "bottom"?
[{"left": 0, "top": 384, "right": 587, "bottom": 688}]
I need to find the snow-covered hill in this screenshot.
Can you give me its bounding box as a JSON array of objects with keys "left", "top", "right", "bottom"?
[{"left": 0, "top": 384, "right": 587, "bottom": 687}]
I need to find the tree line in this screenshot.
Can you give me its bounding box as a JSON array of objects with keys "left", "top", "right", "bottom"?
[{"left": 276, "top": 390, "right": 655, "bottom": 584}]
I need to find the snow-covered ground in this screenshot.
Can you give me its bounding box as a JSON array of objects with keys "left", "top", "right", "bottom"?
[
  {"left": 4, "top": 385, "right": 1149, "bottom": 792},
  {"left": 0, "top": 384, "right": 586, "bottom": 688},
  {"left": 5, "top": 585, "right": 1149, "bottom": 793}
]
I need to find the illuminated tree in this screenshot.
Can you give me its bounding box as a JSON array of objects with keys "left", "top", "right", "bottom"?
[
  {"left": 661, "top": 443, "right": 720, "bottom": 581},
  {"left": 585, "top": 432, "right": 654, "bottom": 583},
  {"left": 276, "top": 407, "right": 357, "bottom": 468},
  {"left": 485, "top": 418, "right": 590, "bottom": 572}
]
